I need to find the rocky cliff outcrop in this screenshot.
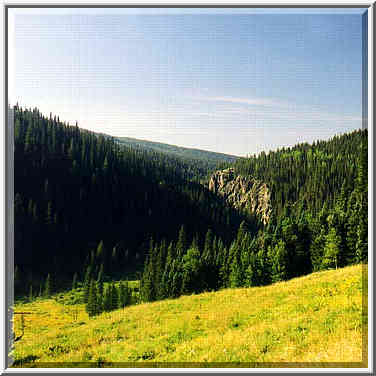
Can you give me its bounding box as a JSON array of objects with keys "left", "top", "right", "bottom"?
[{"left": 208, "top": 168, "right": 271, "bottom": 225}]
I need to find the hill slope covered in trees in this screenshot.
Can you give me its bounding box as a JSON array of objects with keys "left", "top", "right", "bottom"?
[
  {"left": 13, "top": 106, "right": 246, "bottom": 297},
  {"left": 13, "top": 105, "right": 367, "bottom": 307},
  {"left": 140, "top": 129, "right": 368, "bottom": 302},
  {"left": 116, "top": 136, "right": 238, "bottom": 181}
]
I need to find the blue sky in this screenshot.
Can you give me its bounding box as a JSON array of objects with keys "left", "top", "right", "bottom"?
[{"left": 9, "top": 8, "right": 365, "bottom": 156}]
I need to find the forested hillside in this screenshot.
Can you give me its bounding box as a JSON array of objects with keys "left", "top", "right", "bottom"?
[
  {"left": 140, "top": 129, "right": 368, "bottom": 302},
  {"left": 13, "top": 105, "right": 368, "bottom": 308},
  {"left": 116, "top": 136, "right": 237, "bottom": 181},
  {"left": 233, "top": 130, "right": 367, "bottom": 216},
  {"left": 13, "top": 106, "right": 246, "bottom": 297}
]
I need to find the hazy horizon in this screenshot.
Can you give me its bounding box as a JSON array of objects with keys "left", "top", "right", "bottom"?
[{"left": 9, "top": 8, "right": 365, "bottom": 156}]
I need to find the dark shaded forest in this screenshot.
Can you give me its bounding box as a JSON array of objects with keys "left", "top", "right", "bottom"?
[
  {"left": 13, "top": 105, "right": 367, "bottom": 310},
  {"left": 13, "top": 106, "right": 247, "bottom": 297}
]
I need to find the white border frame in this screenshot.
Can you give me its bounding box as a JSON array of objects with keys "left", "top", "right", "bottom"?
[{"left": 1, "top": 1, "right": 373, "bottom": 373}]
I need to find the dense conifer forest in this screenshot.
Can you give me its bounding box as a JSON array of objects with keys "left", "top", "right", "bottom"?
[
  {"left": 13, "top": 105, "right": 367, "bottom": 314},
  {"left": 13, "top": 105, "right": 244, "bottom": 298},
  {"left": 140, "top": 128, "right": 368, "bottom": 301}
]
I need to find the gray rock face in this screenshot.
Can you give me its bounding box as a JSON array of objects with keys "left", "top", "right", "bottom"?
[{"left": 208, "top": 168, "right": 271, "bottom": 225}]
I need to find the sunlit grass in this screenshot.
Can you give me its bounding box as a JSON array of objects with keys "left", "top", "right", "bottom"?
[{"left": 11, "top": 264, "right": 367, "bottom": 367}]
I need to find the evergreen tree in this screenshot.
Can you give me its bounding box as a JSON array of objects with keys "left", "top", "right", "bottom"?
[
  {"left": 96, "top": 241, "right": 106, "bottom": 270},
  {"left": 86, "top": 279, "right": 99, "bottom": 317},
  {"left": 310, "top": 228, "right": 326, "bottom": 272},
  {"left": 140, "top": 256, "right": 155, "bottom": 302},
  {"left": 269, "top": 240, "right": 288, "bottom": 282},
  {"left": 24, "top": 124, "right": 34, "bottom": 153},
  {"left": 72, "top": 272, "right": 78, "bottom": 290},
  {"left": 83, "top": 265, "right": 92, "bottom": 304},
  {"left": 118, "top": 280, "right": 130, "bottom": 308},
  {"left": 355, "top": 216, "right": 367, "bottom": 263},
  {"left": 345, "top": 191, "right": 359, "bottom": 264},
  {"left": 181, "top": 244, "right": 201, "bottom": 294},
  {"left": 176, "top": 225, "right": 188, "bottom": 258},
  {"left": 96, "top": 284, "right": 103, "bottom": 314},
  {"left": 256, "top": 243, "right": 271, "bottom": 286},
  {"left": 323, "top": 226, "right": 341, "bottom": 269},
  {"left": 202, "top": 229, "right": 213, "bottom": 262},
  {"left": 44, "top": 273, "right": 51, "bottom": 298},
  {"left": 229, "top": 242, "right": 243, "bottom": 288},
  {"left": 244, "top": 249, "right": 258, "bottom": 287},
  {"left": 103, "top": 284, "right": 112, "bottom": 312},
  {"left": 97, "top": 264, "right": 104, "bottom": 283},
  {"left": 28, "top": 285, "right": 33, "bottom": 302},
  {"left": 97, "top": 264, "right": 104, "bottom": 301},
  {"left": 111, "top": 283, "right": 119, "bottom": 310},
  {"left": 170, "top": 260, "right": 182, "bottom": 298}
]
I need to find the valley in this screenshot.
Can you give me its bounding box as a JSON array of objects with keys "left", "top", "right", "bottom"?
[{"left": 12, "top": 105, "right": 368, "bottom": 367}]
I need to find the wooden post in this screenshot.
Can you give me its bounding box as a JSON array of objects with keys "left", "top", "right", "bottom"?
[{"left": 13, "top": 312, "right": 35, "bottom": 342}]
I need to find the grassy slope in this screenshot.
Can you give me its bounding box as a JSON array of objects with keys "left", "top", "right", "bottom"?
[{"left": 12, "top": 264, "right": 367, "bottom": 367}]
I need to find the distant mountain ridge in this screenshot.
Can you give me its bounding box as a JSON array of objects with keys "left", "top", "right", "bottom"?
[{"left": 116, "top": 136, "right": 239, "bottom": 163}]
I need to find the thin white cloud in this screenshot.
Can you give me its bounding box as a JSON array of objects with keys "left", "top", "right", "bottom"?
[
  {"left": 193, "top": 95, "right": 362, "bottom": 126},
  {"left": 200, "top": 96, "right": 289, "bottom": 108}
]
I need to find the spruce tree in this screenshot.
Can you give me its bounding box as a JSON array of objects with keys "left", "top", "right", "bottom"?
[
  {"left": 86, "top": 279, "right": 99, "bottom": 317},
  {"left": 256, "top": 245, "right": 271, "bottom": 286},
  {"left": 323, "top": 226, "right": 341, "bottom": 269},
  {"left": 345, "top": 191, "right": 359, "bottom": 264},
  {"left": 181, "top": 245, "right": 201, "bottom": 294},
  {"left": 355, "top": 217, "right": 367, "bottom": 263},
  {"left": 111, "top": 283, "right": 119, "bottom": 310},
  {"left": 119, "top": 280, "right": 130, "bottom": 308},
  {"left": 96, "top": 241, "right": 106, "bottom": 269},
  {"left": 83, "top": 265, "right": 92, "bottom": 304},
  {"left": 244, "top": 250, "right": 258, "bottom": 286},
  {"left": 203, "top": 229, "right": 213, "bottom": 261},
  {"left": 97, "top": 263, "right": 104, "bottom": 282},
  {"left": 229, "top": 240, "right": 243, "bottom": 288},
  {"left": 310, "top": 228, "right": 326, "bottom": 272},
  {"left": 28, "top": 285, "right": 33, "bottom": 302},
  {"left": 72, "top": 272, "right": 78, "bottom": 290},
  {"left": 140, "top": 258, "right": 155, "bottom": 302},
  {"left": 103, "top": 284, "right": 112, "bottom": 312},
  {"left": 270, "top": 240, "right": 288, "bottom": 282},
  {"left": 169, "top": 260, "right": 182, "bottom": 298},
  {"left": 97, "top": 264, "right": 104, "bottom": 298},
  {"left": 119, "top": 281, "right": 125, "bottom": 308},
  {"left": 44, "top": 273, "right": 51, "bottom": 298},
  {"left": 96, "top": 282, "right": 104, "bottom": 314},
  {"left": 176, "top": 225, "right": 187, "bottom": 258},
  {"left": 92, "top": 281, "right": 99, "bottom": 316}
]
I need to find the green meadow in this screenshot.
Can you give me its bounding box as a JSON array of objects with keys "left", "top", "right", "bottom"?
[{"left": 12, "top": 264, "right": 367, "bottom": 367}]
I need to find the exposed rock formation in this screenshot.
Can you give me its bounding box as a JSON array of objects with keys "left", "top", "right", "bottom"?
[{"left": 208, "top": 168, "right": 271, "bottom": 225}]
